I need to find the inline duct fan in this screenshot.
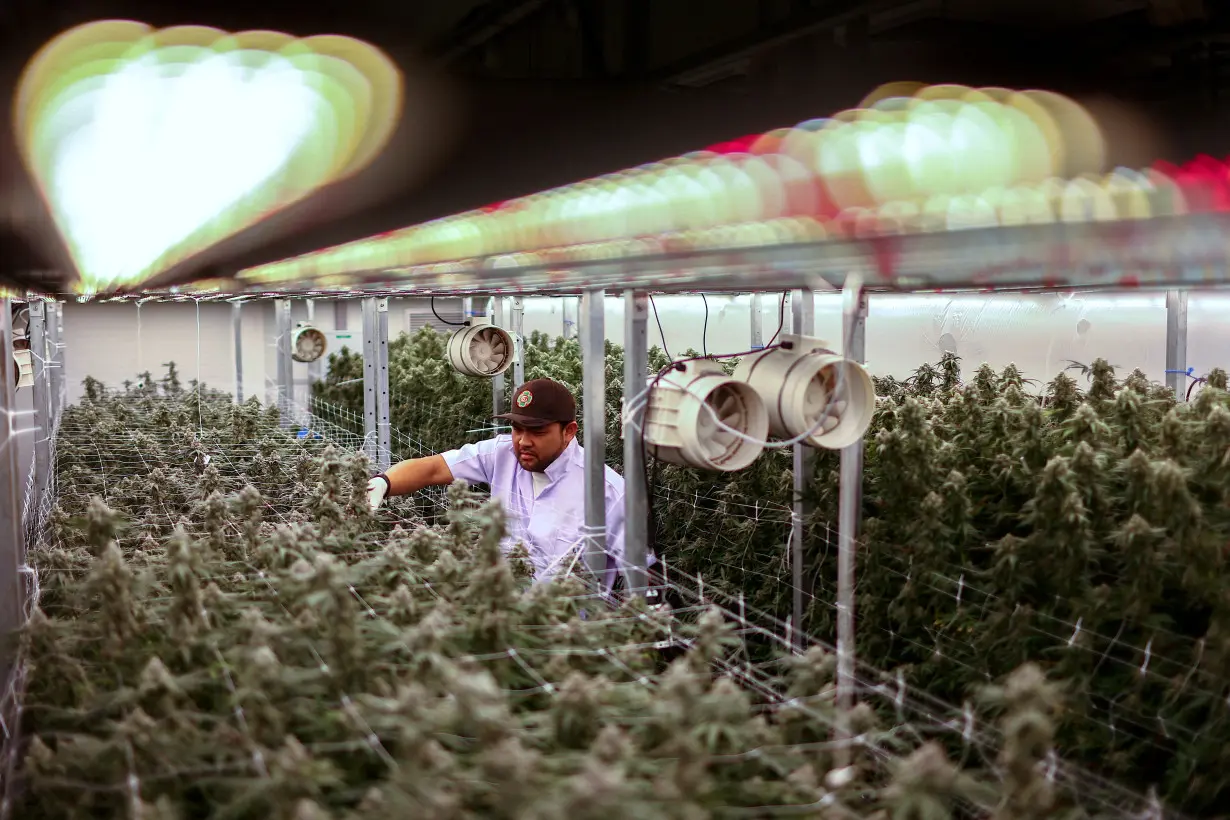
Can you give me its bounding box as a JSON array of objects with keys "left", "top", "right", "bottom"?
[
  {"left": 448, "top": 316, "right": 514, "bottom": 377},
  {"left": 640, "top": 359, "right": 768, "bottom": 471},
  {"left": 733, "top": 334, "right": 875, "bottom": 449},
  {"left": 291, "top": 322, "right": 328, "bottom": 363},
  {"left": 12, "top": 347, "right": 34, "bottom": 390}
]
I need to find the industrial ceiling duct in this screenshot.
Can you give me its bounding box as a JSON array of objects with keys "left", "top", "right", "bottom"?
[
  {"left": 447, "top": 316, "right": 514, "bottom": 377},
  {"left": 642, "top": 359, "right": 768, "bottom": 472},
  {"left": 733, "top": 335, "right": 875, "bottom": 450}
]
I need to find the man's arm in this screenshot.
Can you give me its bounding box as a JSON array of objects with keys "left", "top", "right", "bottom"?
[
  {"left": 368, "top": 438, "right": 502, "bottom": 510},
  {"left": 383, "top": 455, "right": 454, "bottom": 496}
]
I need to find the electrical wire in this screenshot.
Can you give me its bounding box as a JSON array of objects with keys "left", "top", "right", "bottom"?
[
  {"left": 648, "top": 295, "right": 672, "bottom": 361},
  {"left": 700, "top": 293, "right": 709, "bottom": 357},
  {"left": 765, "top": 291, "right": 788, "bottom": 347},
  {"left": 431, "top": 296, "right": 466, "bottom": 327}
]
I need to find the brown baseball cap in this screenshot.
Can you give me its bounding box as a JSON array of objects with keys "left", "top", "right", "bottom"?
[{"left": 495, "top": 378, "right": 577, "bottom": 428}]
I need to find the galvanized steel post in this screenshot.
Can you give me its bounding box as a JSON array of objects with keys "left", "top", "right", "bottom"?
[
  {"left": 0, "top": 298, "right": 29, "bottom": 688},
  {"left": 512, "top": 296, "right": 526, "bottom": 388},
  {"left": 491, "top": 297, "right": 506, "bottom": 418},
  {"left": 232, "top": 301, "right": 243, "bottom": 403},
  {"left": 361, "top": 297, "right": 392, "bottom": 469},
  {"left": 750, "top": 293, "right": 764, "bottom": 349},
  {"left": 789, "top": 289, "right": 815, "bottom": 652},
  {"left": 275, "top": 300, "right": 294, "bottom": 428},
  {"left": 580, "top": 289, "right": 607, "bottom": 579},
  {"left": 27, "top": 299, "right": 51, "bottom": 514},
  {"left": 622, "top": 290, "right": 649, "bottom": 596},
  {"left": 306, "top": 298, "right": 323, "bottom": 390},
  {"left": 1165, "top": 290, "right": 1189, "bottom": 400},
  {"left": 836, "top": 276, "right": 869, "bottom": 764}
]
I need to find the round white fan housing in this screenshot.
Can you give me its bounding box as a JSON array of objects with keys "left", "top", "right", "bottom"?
[
  {"left": 733, "top": 334, "right": 875, "bottom": 450},
  {"left": 448, "top": 317, "right": 514, "bottom": 377},
  {"left": 641, "top": 359, "right": 768, "bottom": 472},
  {"left": 291, "top": 323, "right": 328, "bottom": 363},
  {"left": 12, "top": 348, "right": 34, "bottom": 390}
]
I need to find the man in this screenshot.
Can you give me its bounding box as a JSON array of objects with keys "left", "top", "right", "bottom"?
[{"left": 366, "top": 377, "right": 634, "bottom": 589}]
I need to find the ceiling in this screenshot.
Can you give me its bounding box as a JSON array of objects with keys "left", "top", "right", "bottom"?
[{"left": 0, "top": 0, "right": 1224, "bottom": 293}]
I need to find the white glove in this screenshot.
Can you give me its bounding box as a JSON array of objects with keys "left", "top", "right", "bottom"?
[{"left": 367, "top": 475, "right": 390, "bottom": 510}]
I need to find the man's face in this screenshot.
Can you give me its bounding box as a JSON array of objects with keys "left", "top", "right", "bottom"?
[{"left": 511, "top": 421, "right": 577, "bottom": 472}]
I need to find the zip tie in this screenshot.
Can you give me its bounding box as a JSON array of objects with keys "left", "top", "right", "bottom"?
[
  {"left": 1140, "top": 637, "right": 1153, "bottom": 677},
  {"left": 894, "top": 670, "right": 906, "bottom": 720},
  {"left": 1068, "top": 617, "right": 1083, "bottom": 647},
  {"left": 1045, "top": 750, "right": 1058, "bottom": 783},
  {"left": 962, "top": 702, "right": 974, "bottom": 744},
  {"left": 955, "top": 574, "right": 964, "bottom": 607}
]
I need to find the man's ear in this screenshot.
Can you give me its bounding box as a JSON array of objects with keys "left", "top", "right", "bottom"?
[{"left": 563, "top": 421, "right": 579, "bottom": 440}]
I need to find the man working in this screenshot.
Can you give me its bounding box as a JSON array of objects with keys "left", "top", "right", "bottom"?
[{"left": 366, "top": 377, "right": 634, "bottom": 589}]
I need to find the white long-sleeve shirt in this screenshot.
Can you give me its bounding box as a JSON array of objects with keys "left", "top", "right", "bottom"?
[{"left": 441, "top": 435, "right": 646, "bottom": 588}]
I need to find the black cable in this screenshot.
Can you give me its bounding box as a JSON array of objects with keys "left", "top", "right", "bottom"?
[
  {"left": 700, "top": 293, "right": 709, "bottom": 357},
  {"left": 649, "top": 296, "right": 672, "bottom": 360},
  {"left": 1187, "top": 376, "right": 1205, "bottom": 402},
  {"left": 765, "top": 291, "right": 788, "bottom": 347},
  {"left": 431, "top": 296, "right": 467, "bottom": 327}
]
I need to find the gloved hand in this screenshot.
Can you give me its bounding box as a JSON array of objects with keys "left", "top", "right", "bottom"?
[{"left": 367, "top": 474, "right": 390, "bottom": 510}]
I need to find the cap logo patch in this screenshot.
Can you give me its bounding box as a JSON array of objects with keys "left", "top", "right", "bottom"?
[{"left": 516, "top": 390, "right": 533, "bottom": 408}]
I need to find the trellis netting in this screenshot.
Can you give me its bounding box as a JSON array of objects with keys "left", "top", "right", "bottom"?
[
  {"left": 2, "top": 368, "right": 1162, "bottom": 819},
  {"left": 310, "top": 326, "right": 1230, "bottom": 816}
]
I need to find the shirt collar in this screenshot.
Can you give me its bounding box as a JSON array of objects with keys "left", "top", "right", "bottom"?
[{"left": 542, "top": 437, "right": 580, "bottom": 483}]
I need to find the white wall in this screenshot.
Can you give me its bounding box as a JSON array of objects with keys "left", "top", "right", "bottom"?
[{"left": 60, "top": 291, "right": 1226, "bottom": 407}]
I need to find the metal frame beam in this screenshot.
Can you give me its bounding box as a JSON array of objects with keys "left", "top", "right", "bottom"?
[
  {"left": 232, "top": 301, "right": 244, "bottom": 403},
  {"left": 361, "top": 297, "right": 392, "bottom": 469},
  {"left": 306, "top": 298, "right": 323, "bottom": 389},
  {"left": 511, "top": 296, "right": 526, "bottom": 387},
  {"left": 275, "top": 299, "right": 294, "bottom": 428},
  {"left": 1165, "top": 289, "right": 1189, "bottom": 400},
  {"left": 622, "top": 289, "right": 650, "bottom": 596},
  {"left": 492, "top": 296, "right": 506, "bottom": 417},
  {"left": 27, "top": 299, "right": 51, "bottom": 515},
  {"left": 835, "top": 275, "right": 869, "bottom": 764},
  {"left": 0, "top": 298, "right": 28, "bottom": 693},
  {"left": 789, "top": 288, "right": 815, "bottom": 651},
  {"left": 580, "top": 288, "right": 607, "bottom": 579}
]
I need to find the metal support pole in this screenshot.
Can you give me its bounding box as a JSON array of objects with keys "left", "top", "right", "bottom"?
[
  {"left": 563, "top": 297, "right": 577, "bottom": 340},
  {"left": 511, "top": 296, "right": 526, "bottom": 387},
  {"left": 751, "top": 293, "right": 764, "bottom": 349},
  {"left": 27, "top": 299, "right": 51, "bottom": 513},
  {"left": 580, "top": 288, "right": 607, "bottom": 579},
  {"left": 361, "top": 297, "right": 392, "bottom": 469},
  {"left": 1, "top": 298, "right": 29, "bottom": 685},
  {"left": 789, "top": 289, "right": 815, "bottom": 652},
  {"left": 1165, "top": 290, "right": 1189, "bottom": 400},
  {"left": 622, "top": 290, "right": 650, "bottom": 596},
  {"left": 49, "top": 302, "right": 63, "bottom": 422},
  {"left": 232, "top": 301, "right": 244, "bottom": 403},
  {"left": 334, "top": 299, "right": 348, "bottom": 331},
  {"left": 275, "top": 300, "right": 294, "bottom": 428},
  {"left": 835, "top": 276, "right": 869, "bottom": 765},
  {"left": 306, "top": 298, "right": 323, "bottom": 389},
  {"left": 491, "top": 297, "right": 506, "bottom": 417}
]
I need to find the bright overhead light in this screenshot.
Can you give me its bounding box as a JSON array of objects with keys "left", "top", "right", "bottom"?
[{"left": 13, "top": 20, "right": 403, "bottom": 292}]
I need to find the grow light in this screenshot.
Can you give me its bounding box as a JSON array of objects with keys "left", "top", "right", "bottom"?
[
  {"left": 13, "top": 20, "right": 402, "bottom": 292},
  {"left": 235, "top": 82, "right": 1230, "bottom": 292}
]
